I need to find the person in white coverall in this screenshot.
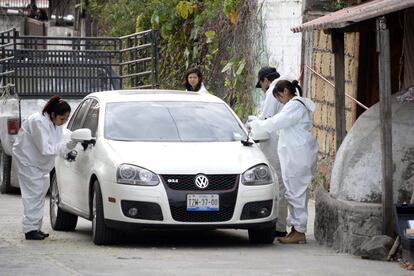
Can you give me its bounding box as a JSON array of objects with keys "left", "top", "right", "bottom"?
[
  {"left": 248, "top": 79, "right": 318, "bottom": 244},
  {"left": 12, "top": 96, "right": 77, "bottom": 240},
  {"left": 251, "top": 66, "right": 288, "bottom": 237}
]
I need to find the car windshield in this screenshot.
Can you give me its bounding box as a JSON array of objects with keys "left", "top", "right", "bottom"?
[{"left": 104, "top": 101, "right": 247, "bottom": 142}]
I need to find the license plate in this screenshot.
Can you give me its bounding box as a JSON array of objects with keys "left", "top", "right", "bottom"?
[{"left": 187, "top": 194, "right": 219, "bottom": 211}]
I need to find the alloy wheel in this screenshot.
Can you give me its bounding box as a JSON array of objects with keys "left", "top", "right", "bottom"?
[
  {"left": 92, "top": 191, "right": 97, "bottom": 237},
  {"left": 0, "top": 149, "right": 4, "bottom": 184},
  {"left": 50, "top": 177, "right": 60, "bottom": 226}
]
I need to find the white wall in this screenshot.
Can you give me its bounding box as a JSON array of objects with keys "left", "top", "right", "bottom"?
[
  {"left": 258, "top": 0, "right": 303, "bottom": 79},
  {"left": 0, "top": 15, "right": 25, "bottom": 33}
]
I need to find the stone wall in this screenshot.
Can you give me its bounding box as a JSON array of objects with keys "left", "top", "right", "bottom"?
[{"left": 315, "top": 187, "right": 382, "bottom": 255}]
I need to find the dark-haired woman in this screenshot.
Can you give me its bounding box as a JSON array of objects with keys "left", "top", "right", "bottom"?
[
  {"left": 184, "top": 67, "right": 208, "bottom": 93},
  {"left": 12, "top": 96, "right": 76, "bottom": 240},
  {"left": 248, "top": 80, "right": 318, "bottom": 244}
]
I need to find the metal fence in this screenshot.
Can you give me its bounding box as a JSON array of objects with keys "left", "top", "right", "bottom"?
[
  {"left": 0, "top": 0, "right": 49, "bottom": 9},
  {"left": 0, "top": 28, "right": 158, "bottom": 99},
  {"left": 0, "top": 29, "right": 15, "bottom": 97}
]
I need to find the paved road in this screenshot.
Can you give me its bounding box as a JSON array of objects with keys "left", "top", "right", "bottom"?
[{"left": 0, "top": 193, "right": 406, "bottom": 276}]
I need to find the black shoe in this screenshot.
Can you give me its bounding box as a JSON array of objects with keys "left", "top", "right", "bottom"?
[
  {"left": 25, "top": 230, "right": 45, "bottom": 240},
  {"left": 275, "top": 231, "right": 288, "bottom": 237},
  {"left": 39, "top": 230, "right": 49, "bottom": 238}
]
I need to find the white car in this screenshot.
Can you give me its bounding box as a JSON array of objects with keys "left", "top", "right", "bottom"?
[{"left": 51, "top": 90, "right": 279, "bottom": 245}]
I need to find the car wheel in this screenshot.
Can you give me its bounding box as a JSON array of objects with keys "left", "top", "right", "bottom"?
[
  {"left": 248, "top": 225, "right": 275, "bottom": 244},
  {"left": 50, "top": 173, "right": 78, "bottom": 231},
  {"left": 92, "top": 180, "right": 117, "bottom": 245},
  {"left": 0, "top": 144, "right": 13, "bottom": 194}
]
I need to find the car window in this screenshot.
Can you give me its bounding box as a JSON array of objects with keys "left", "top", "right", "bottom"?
[
  {"left": 82, "top": 99, "right": 99, "bottom": 137},
  {"left": 68, "top": 99, "right": 92, "bottom": 131},
  {"left": 104, "top": 101, "right": 246, "bottom": 142}
]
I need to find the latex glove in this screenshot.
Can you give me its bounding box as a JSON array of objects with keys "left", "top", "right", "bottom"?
[
  {"left": 66, "top": 140, "right": 78, "bottom": 150},
  {"left": 245, "top": 121, "right": 252, "bottom": 132},
  {"left": 246, "top": 115, "right": 258, "bottom": 123},
  {"left": 66, "top": 150, "right": 78, "bottom": 162}
]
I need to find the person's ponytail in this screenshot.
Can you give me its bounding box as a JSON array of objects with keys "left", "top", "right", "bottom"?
[
  {"left": 42, "top": 96, "right": 71, "bottom": 116},
  {"left": 292, "top": 80, "right": 303, "bottom": 97}
]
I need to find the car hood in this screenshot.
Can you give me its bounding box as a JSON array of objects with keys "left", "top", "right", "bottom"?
[{"left": 104, "top": 140, "right": 268, "bottom": 175}]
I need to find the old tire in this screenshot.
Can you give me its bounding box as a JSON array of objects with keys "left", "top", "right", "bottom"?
[
  {"left": 92, "top": 180, "right": 117, "bottom": 245},
  {"left": 248, "top": 225, "right": 276, "bottom": 244},
  {"left": 0, "top": 144, "right": 13, "bottom": 194},
  {"left": 50, "top": 173, "right": 78, "bottom": 231}
]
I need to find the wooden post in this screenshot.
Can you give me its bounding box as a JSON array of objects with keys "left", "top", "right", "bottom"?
[
  {"left": 377, "top": 16, "right": 393, "bottom": 236},
  {"left": 332, "top": 31, "right": 346, "bottom": 150}
]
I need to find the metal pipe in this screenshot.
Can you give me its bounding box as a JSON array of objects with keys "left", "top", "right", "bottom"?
[{"left": 305, "top": 65, "right": 369, "bottom": 110}]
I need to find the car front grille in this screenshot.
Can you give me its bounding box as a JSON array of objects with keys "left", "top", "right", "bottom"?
[
  {"left": 162, "top": 176, "right": 239, "bottom": 222},
  {"left": 160, "top": 174, "right": 238, "bottom": 191}
]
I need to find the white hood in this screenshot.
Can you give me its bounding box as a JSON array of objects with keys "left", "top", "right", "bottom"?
[
  {"left": 296, "top": 96, "right": 316, "bottom": 112},
  {"left": 104, "top": 140, "right": 268, "bottom": 175}
]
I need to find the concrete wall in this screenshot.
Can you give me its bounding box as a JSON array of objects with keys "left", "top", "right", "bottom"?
[
  {"left": 315, "top": 187, "right": 382, "bottom": 255},
  {"left": 0, "top": 14, "right": 25, "bottom": 33},
  {"left": 330, "top": 91, "right": 414, "bottom": 203},
  {"left": 258, "top": 0, "right": 303, "bottom": 79}
]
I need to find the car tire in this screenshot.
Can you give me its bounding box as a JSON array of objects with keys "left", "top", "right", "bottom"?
[
  {"left": 50, "top": 173, "right": 78, "bottom": 231},
  {"left": 0, "top": 144, "right": 13, "bottom": 194},
  {"left": 92, "top": 180, "right": 117, "bottom": 245},
  {"left": 248, "top": 225, "right": 275, "bottom": 244}
]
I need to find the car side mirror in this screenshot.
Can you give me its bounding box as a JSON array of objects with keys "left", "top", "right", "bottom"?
[
  {"left": 71, "top": 128, "right": 92, "bottom": 142},
  {"left": 71, "top": 129, "right": 96, "bottom": 151},
  {"left": 250, "top": 129, "right": 270, "bottom": 143}
]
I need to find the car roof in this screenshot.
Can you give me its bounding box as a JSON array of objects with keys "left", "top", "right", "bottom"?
[{"left": 86, "top": 89, "right": 225, "bottom": 104}]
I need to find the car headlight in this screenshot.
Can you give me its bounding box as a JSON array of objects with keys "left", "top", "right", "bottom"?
[
  {"left": 117, "top": 164, "right": 159, "bottom": 186},
  {"left": 241, "top": 164, "right": 273, "bottom": 185}
]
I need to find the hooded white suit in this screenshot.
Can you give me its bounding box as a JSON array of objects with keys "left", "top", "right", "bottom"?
[
  {"left": 186, "top": 82, "right": 209, "bottom": 94},
  {"left": 250, "top": 96, "right": 318, "bottom": 233},
  {"left": 255, "top": 78, "right": 287, "bottom": 232},
  {"left": 12, "top": 112, "right": 69, "bottom": 233}
]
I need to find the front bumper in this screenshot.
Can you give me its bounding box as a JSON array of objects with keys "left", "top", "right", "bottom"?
[
  {"left": 100, "top": 176, "right": 278, "bottom": 230},
  {"left": 105, "top": 218, "right": 278, "bottom": 231}
]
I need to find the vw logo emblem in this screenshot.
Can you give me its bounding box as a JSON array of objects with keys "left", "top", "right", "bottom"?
[{"left": 195, "top": 174, "right": 209, "bottom": 189}]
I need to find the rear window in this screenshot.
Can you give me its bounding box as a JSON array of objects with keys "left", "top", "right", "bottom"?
[{"left": 104, "top": 101, "right": 246, "bottom": 142}]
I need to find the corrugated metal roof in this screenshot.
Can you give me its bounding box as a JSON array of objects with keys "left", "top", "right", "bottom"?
[{"left": 292, "top": 0, "right": 414, "bottom": 33}]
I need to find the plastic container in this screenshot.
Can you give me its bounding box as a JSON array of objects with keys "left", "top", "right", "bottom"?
[{"left": 394, "top": 203, "right": 414, "bottom": 263}]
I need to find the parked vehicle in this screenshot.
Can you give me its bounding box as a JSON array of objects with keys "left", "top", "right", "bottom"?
[
  {"left": 51, "top": 89, "right": 279, "bottom": 245},
  {"left": 0, "top": 28, "right": 158, "bottom": 193}
]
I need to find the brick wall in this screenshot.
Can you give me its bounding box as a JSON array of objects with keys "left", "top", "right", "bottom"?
[{"left": 308, "top": 30, "right": 359, "bottom": 187}]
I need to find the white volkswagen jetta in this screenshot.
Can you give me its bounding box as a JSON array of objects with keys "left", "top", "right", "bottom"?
[{"left": 51, "top": 90, "right": 278, "bottom": 245}]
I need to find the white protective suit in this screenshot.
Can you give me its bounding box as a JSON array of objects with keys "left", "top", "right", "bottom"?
[
  {"left": 255, "top": 78, "right": 287, "bottom": 232},
  {"left": 12, "top": 112, "right": 69, "bottom": 233},
  {"left": 250, "top": 96, "right": 318, "bottom": 233},
  {"left": 186, "top": 82, "right": 209, "bottom": 94}
]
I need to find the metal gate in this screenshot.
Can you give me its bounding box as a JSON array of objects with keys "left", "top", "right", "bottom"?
[
  {"left": 0, "top": 29, "right": 15, "bottom": 99},
  {"left": 0, "top": 28, "right": 158, "bottom": 99}
]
